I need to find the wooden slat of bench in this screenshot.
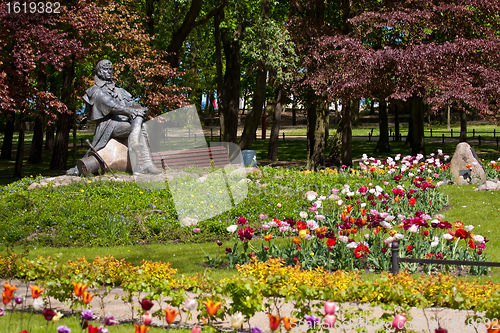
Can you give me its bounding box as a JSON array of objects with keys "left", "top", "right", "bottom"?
[{"left": 137, "top": 146, "right": 231, "bottom": 170}]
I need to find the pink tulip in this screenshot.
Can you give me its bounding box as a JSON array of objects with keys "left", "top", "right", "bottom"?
[
  {"left": 142, "top": 312, "right": 152, "bottom": 325},
  {"left": 324, "top": 301, "right": 337, "bottom": 315},
  {"left": 191, "top": 326, "right": 202, "bottom": 333},
  {"left": 323, "top": 314, "right": 336, "bottom": 327},
  {"left": 392, "top": 314, "right": 406, "bottom": 330}
]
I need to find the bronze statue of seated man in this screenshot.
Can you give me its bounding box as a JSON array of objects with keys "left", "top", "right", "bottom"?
[{"left": 67, "top": 59, "right": 161, "bottom": 176}]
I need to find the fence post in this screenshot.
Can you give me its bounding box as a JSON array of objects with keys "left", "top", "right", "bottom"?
[
  {"left": 211, "top": 128, "right": 213, "bottom": 140},
  {"left": 283, "top": 132, "right": 285, "bottom": 141},
  {"left": 497, "top": 137, "right": 499, "bottom": 147},
  {"left": 494, "top": 129, "right": 496, "bottom": 138},
  {"left": 442, "top": 134, "right": 444, "bottom": 144},
  {"left": 368, "top": 133, "right": 371, "bottom": 141},
  {"left": 451, "top": 129, "right": 453, "bottom": 137},
  {"left": 430, "top": 129, "right": 432, "bottom": 137},
  {"left": 473, "top": 129, "right": 475, "bottom": 138},
  {"left": 392, "top": 241, "right": 400, "bottom": 274},
  {"left": 478, "top": 135, "right": 481, "bottom": 146}
]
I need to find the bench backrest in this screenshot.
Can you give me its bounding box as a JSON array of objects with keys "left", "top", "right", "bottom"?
[{"left": 139, "top": 146, "right": 231, "bottom": 171}]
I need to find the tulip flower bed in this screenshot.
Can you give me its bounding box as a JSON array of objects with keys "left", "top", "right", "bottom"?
[{"left": 221, "top": 153, "right": 498, "bottom": 275}]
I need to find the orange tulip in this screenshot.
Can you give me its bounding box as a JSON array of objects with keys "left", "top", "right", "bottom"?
[
  {"left": 203, "top": 299, "right": 221, "bottom": 317},
  {"left": 71, "top": 282, "right": 87, "bottom": 297},
  {"left": 29, "top": 285, "right": 45, "bottom": 299},
  {"left": 292, "top": 237, "right": 301, "bottom": 245},
  {"left": 264, "top": 234, "right": 273, "bottom": 241},
  {"left": 164, "top": 305, "right": 180, "bottom": 324},
  {"left": 82, "top": 291, "right": 94, "bottom": 305},
  {"left": 359, "top": 208, "right": 367, "bottom": 216},
  {"left": 134, "top": 323, "right": 150, "bottom": 333},
  {"left": 268, "top": 313, "right": 281, "bottom": 331},
  {"left": 394, "top": 197, "right": 401, "bottom": 203},
  {"left": 3, "top": 282, "right": 17, "bottom": 305},
  {"left": 283, "top": 316, "right": 297, "bottom": 331},
  {"left": 344, "top": 204, "right": 354, "bottom": 213}
]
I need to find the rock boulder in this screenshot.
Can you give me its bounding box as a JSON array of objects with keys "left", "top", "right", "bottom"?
[{"left": 449, "top": 142, "right": 486, "bottom": 185}]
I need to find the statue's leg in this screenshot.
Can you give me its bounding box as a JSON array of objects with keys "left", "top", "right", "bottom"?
[
  {"left": 128, "top": 116, "right": 144, "bottom": 150},
  {"left": 137, "top": 127, "right": 161, "bottom": 174}
]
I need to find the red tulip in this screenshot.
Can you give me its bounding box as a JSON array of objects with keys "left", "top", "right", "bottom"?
[
  {"left": 392, "top": 314, "right": 407, "bottom": 330},
  {"left": 43, "top": 309, "right": 56, "bottom": 321},
  {"left": 2, "top": 282, "right": 17, "bottom": 305},
  {"left": 88, "top": 325, "right": 99, "bottom": 333},
  {"left": 139, "top": 299, "right": 154, "bottom": 311},
  {"left": 267, "top": 313, "right": 281, "bottom": 331}
]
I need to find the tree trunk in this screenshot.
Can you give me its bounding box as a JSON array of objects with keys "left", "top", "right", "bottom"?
[
  {"left": 374, "top": 98, "right": 390, "bottom": 153},
  {"left": 306, "top": 90, "right": 327, "bottom": 170},
  {"left": 14, "top": 114, "right": 26, "bottom": 178},
  {"left": 460, "top": 109, "right": 467, "bottom": 142},
  {"left": 394, "top": 102, "right": 400, "bottom": 142},
  {"left": 350, "top": 99, "right": 360, "bottom": 126},
  {"left": 50, "top": 59, "right": 75, "bottom": 170},
  {"left": 28, "top": 70, "right": 47, "bottom": 164},
  {"left": 409, "top": 95, "right": 426, "bottom": 155},
  {"left": 268, "top": 83, "right": 285, "bottom": 161},
  {"left": 219, "top": 17, "right": 243, "bottom": 144},
  {"left": 28, "top": 115, "right": 44, "bottom": 164},
  {"left": 239, "top": 62, "right": 267, "bottom": 150},
  {"left": 369, "top": 99, "right": 375, "bottom": 115},
  {"left": 214, "top": 11, "right": 224, "bottom": 137},
  {"left": 1, "top": 112, "right": 15, "bottom": 160},
  {"left": 45, "top": 122, "right": 55, "bottom": 150},
  {"left": 342, "top": 99, "right": 352, "bottom": 167}
]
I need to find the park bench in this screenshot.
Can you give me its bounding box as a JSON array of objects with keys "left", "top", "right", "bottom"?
[{"left": 141, "top": 146, "right": 232, "bottom": 171}]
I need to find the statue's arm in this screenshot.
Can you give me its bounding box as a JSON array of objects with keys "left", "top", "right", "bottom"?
[{"left": 94, "top": 90, "right": 146, "bottom": 118}]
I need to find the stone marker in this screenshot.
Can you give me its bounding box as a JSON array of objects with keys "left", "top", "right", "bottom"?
[{"left": 449, "top": 142, "right": 486, "bottom": 185}]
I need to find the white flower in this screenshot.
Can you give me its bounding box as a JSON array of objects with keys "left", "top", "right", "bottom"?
[
  {"left": 33, "top": 298, "right": 44, "bottom": 311},
  {"left": 319, "top": 196, "right": 327, "bottom": 201},
  {"left": 362, "top": 153, "right": 368, "bottom": 160},
  {"left": 442, "top": 234, "right": 453, "bottom": 240},
  {"left": 306, "top": 220, "right": 319, "bottom": 230},
  {"left": 472, "top": 235, "right": 485, "bottom": 243},
  {"left": 185, "top": 298, "right": 197, "bottom": 311},
  {"left": 299, "top": 211, "right": 308, "bottom": 219},
  {"left": 269, "top": 221, "right": 279, "bottom": 227},
  {"left": 394, "top": 233, "right": 404, "bottom": 240},
  {"left": 408, "top": 172, "right": 414, "bottom": 177},
  {"left": 464, "top": 225, "right": 474, "bottom": 231},
  {"left": 360, "top": 203, "right": 367, "bottom": 208},
  {"left": 315, "top": 200, "right": 322, "bottom": 208},
  {"left": 337, "top": 199, "right": 343, "bottom": 206},
  {"left": 408, "top": 225, "right": 419, "bottom": 233},
  {"left": 364, "top": 234, "right": 370, "bottom": 239},
  {"left": 384, "top": 237, "right": 395, "bottom": 245},
  {"left": 379, "top": 212, "right": 389, "bottom": 219},
  {"left": 338, "top": 235, "right": 349, "bottom": 243},
  {"left": 307, "top": 194, "right": 317, "bottom": 201},
  {"left": 381, "top": 221, "right": 392, "bottom": 229},
  {"left": 434, "top": 214, "right": 445, "bottom": 219},
  {"left": 230, "top": 313, "right": 244, "bottom": 330},
  {"left": 346, "top": 242, "right": 358, "bottom": 249},
  {"left": 385, "top": 215, "right": 395, "bottom": 222},
  {"left": 398, "top": 214, "right": 406, "bottom": 221},
  {"left": 315, "top": 214, "right": 325, "bottom": 221},
  {"left": 227, "top": 225, "right": 237, "bottom": 233}
]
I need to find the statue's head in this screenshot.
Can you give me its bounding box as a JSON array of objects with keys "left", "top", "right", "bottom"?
[{"left": 96, "top": 60, "right": 113, "bottom": 81}]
